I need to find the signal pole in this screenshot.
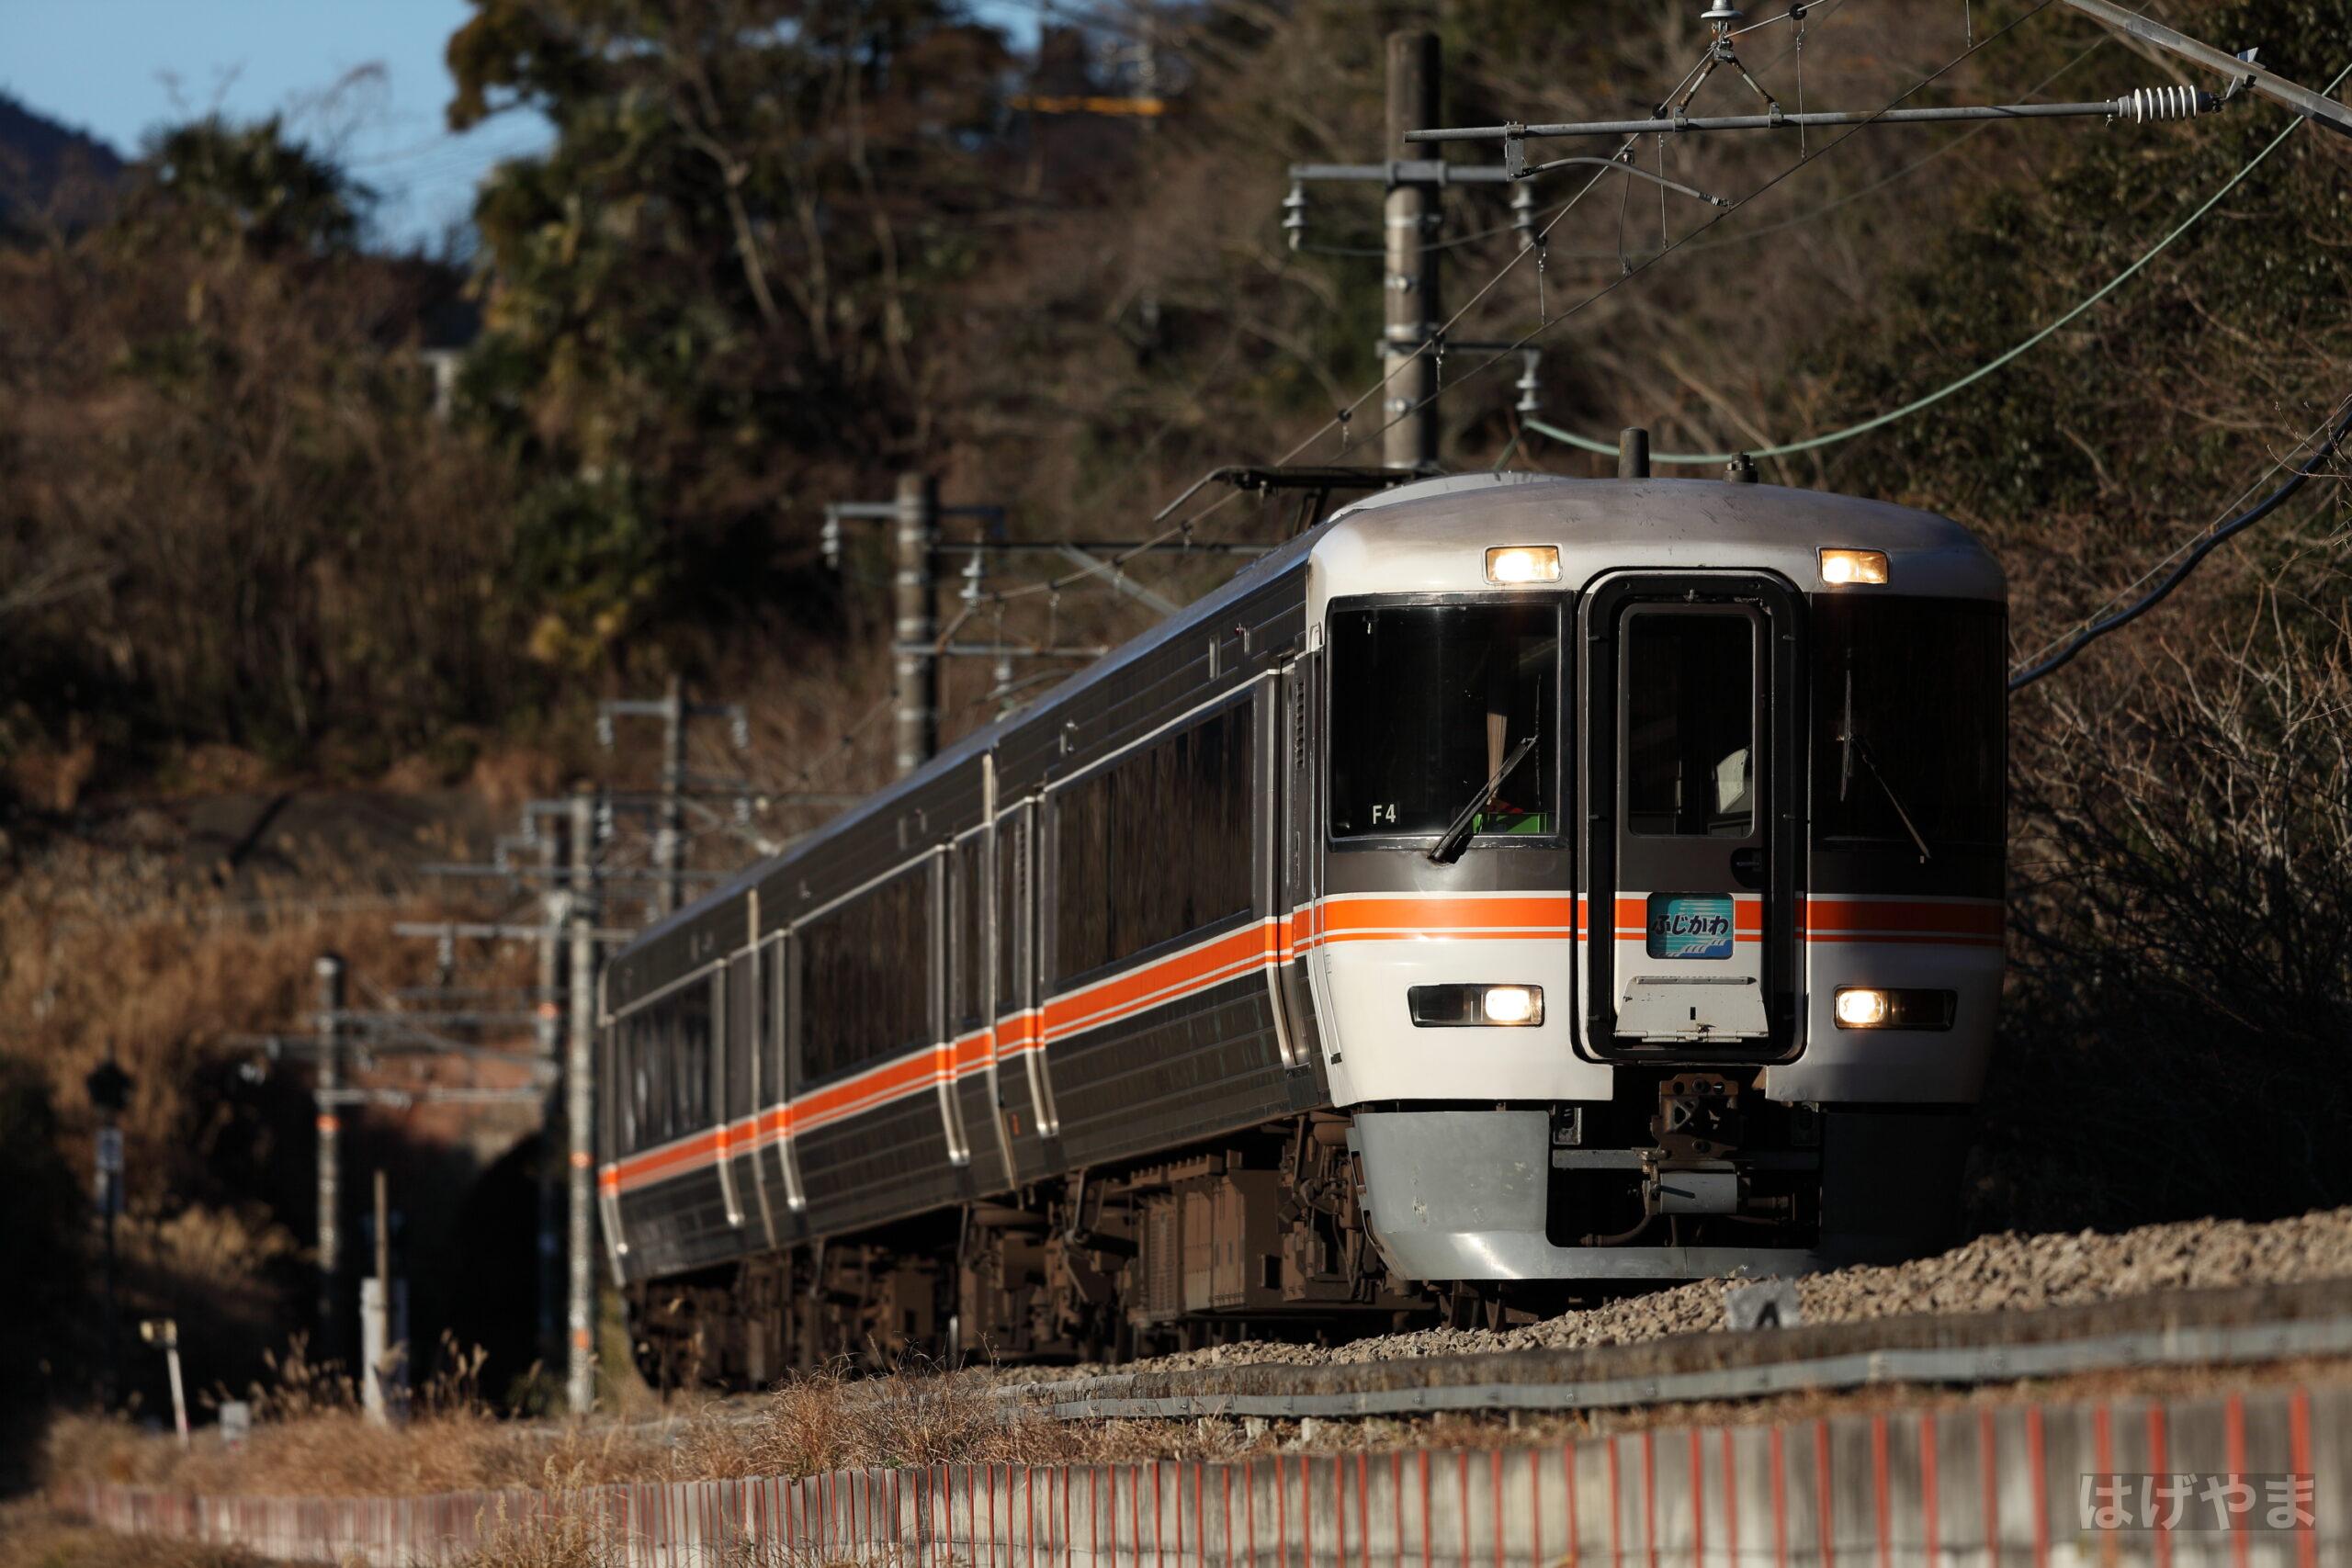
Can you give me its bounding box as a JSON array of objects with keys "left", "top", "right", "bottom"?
[
  {"left": 894, "top": 472, "right": 941, "bottom": 777},
  {"left": 84, "top": 1054, "right": 131, "bottom": 1407},
  {"left": 1383, "top": 30, "right": 1441, "bottom": 472}
]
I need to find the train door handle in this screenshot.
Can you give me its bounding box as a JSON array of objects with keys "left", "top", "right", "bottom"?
[{"left": 1729, "top": 847, "right": 1765, "bottom": 887}]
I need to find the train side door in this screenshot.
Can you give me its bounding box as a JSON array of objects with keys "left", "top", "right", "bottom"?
[
  {"left": 992, "top": 795, "right": 1061, "bottom": 1178},
  {"left": 725, "top": 941, "right": 775, "bottom": 1244},
  {"left": 1278, "top": 648, "right": 1326, "bottom": 1066},
  {"left": 1582, "top": 573, "right": 1803, "bottom": 1061},
  {"left": 763, "top": 924, "right": 808, "bottom": 1220}
]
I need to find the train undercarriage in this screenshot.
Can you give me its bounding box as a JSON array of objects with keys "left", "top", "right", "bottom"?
[{"left": 624, "top": 1068, "right": 1843, "bottom": 1392}]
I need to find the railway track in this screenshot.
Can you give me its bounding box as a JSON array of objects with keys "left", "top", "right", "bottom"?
[
  {"left": 996, "top": 1277, "right": 2352, "bottom": 1422},
  {"left": 65, "top": 1278, "right": 2352, "bottom": 1563}
]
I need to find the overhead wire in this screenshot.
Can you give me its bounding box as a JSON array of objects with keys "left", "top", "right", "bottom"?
[
  {"left": 1268, "top": 40, "right": 1728, "bottom": 468},
  {"left": 1306, "top": 12, "right": 2099, "bottom": 269},
  {"left": 1291, "top": 17, "right": 1846, "bottom": 262},
  {"left": 1317, "top": 0, "right": 2067, "bottom": 468},
  {"left": 795, "top": 5, "right": 2101, "bottom": 709},
  {"left": 1657, "top": 32, "right": 2109, "bottom": 256},
  {"left": 951, "top": 13, "right": 1817, "bottom": 615},
  {"left": 735, "top": 7, "right": 2166, "bottom": 767},
  {"left": 979, "top": 31, "right": 1781, "bottom": 601},
  {"left": 1524, "top": 55, "right": 2352, "bottom": 466},
  {"left": 2007, "top": 395, "right": 2352, "bottom": 692}
]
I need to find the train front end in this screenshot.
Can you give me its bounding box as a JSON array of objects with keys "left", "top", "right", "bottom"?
[{"left": 1304, "top": 474, "right": 2006, "bottom": 1285}]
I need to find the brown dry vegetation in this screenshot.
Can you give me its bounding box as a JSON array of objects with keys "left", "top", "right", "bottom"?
[
  {"left": 42, "top": 1357, "right": 1246, "bottom": 1504},
  {"left": 47, "top": 1351, "right": 2352, "bottom": 1521},
  {"left": 44, "top": 1204, "right": 2352, "bottom": 1504},
  {"left": 0, "top": 1502, "right": 267, "bottom": 1568},
  {"left": 0, "top": 840, "right": 529, "bottom": 1456}
]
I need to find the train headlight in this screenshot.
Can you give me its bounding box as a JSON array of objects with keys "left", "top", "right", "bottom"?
[
  {"left": 1408, "top": 984, "right": 1544, "bottom": 1027},
  {"left": 1833, "top": 987, "right": 1958, "bottom": 1030},
  {"left": 1833, "top": 987, "right": 1889, "bottom": 1027},
  {"left": 1818, "top": 547, "right": 1890, "bottom": 586},
  {"left": 1482, "top": 985, "right": 1540, "bottom": 1024},
  {"left": 1485, "top": 546, "right": 1562, "bottom": 585}
]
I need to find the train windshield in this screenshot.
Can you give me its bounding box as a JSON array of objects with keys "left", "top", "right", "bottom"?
[
  {"left": 1329, "top": 601, "right": 1560, "bottom": 841},
  {"left": 1812, "top": 595, "right": 2006, "bottom": 848}
]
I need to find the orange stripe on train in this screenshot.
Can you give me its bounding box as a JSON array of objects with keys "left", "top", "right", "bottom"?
[{"left": 606, "top": 892, "right": 2002, "bottom": 1192}]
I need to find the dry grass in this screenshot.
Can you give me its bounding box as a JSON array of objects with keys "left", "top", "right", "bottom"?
[
  {"left": 46, "top": 1338, "right": 665, "bottom": 1500},
  {"left": 0, "top": 1501, "right": 267, "bottom": 1568},
  {"left": 51, "top": 1351, "right": 2352, "bottom": 1529},
  {"left": 44, "top": 1355, "right": 1256, "bottom": 1505},
  {"left": 0, "top": 844, "right": 450, "bottom": 1211},
  {"left": 668, "top": 1361, "right": 1254, "bottom": 1483},
  {"left": 0, "top": 833, "right": 539, "bottom": 1412}
]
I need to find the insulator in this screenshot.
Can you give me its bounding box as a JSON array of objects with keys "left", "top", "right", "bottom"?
[
  {"left": 1701, "top": 0, "right": 1742, "bottom": 21},
  {"left": 1515, "top": 352, "right": 1542, "bottom": 416},
  {"left": 729, "top": 713, "right": 751, "bottom": 750},
  {"left": 2120, "top": 85, "right": 2210, "bottom": 123},
  {"left": 594, "top": 712, "right": 615, "bottom": 749},
  {"left": 1510, "top": 183, "right": 1536, "bottom": 248},
  {"left": 820, "top": 515, "right": 843, "bottom": 570},
  {"left": 1281, "top": 181, "right": 1307, "bottom": 251}
]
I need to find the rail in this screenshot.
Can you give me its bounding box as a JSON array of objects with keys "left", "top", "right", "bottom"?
[{"left": 1000, "top": 1277, "right": 2352, "bottom": 1422}]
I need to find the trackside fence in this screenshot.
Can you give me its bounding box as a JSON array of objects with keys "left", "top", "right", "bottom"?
[{"left": 62, "top": 1381, "right": 2349, "bottom": 1565}]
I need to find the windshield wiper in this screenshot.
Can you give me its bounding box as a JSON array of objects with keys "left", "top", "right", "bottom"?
[
  {"left": 1429, "top": 732, "right": 1540, "bottom": 865},
  {"left": 1838, "top": 662, "right": 1933, "bottom": 863}
]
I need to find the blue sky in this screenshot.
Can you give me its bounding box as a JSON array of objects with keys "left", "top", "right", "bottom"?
[{"left": 0, "top": 0, "right": 1042, "bottom": 249}]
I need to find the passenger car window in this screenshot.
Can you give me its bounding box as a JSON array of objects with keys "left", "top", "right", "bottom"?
[
  {"left": 1812, "top": 595, "right": 2005, "bottom": 849},
  {"left": 1328, "top": 602, "right": 1560, "bottom": 840},
  {"left": 1623, "top": 610, "right": 1756, "bottom": 839}
]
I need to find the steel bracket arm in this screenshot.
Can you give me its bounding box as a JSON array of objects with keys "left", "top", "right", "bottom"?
[{"left": 2058, "top": 0, "right": 2352, "bottom": 137}]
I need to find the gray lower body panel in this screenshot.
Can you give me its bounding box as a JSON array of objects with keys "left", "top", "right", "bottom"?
[{"left": 1353, "top": 1107, "right": 1951, "bottom": 1282}]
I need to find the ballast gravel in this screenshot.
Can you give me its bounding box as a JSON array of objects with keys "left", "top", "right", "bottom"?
[{"left": 987, "top": 1206, "right": 2352, "bottom": 1384}]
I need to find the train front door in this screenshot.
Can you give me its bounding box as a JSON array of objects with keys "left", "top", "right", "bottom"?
[{"left": 1581, "top": 573, "right": 1803, "bottom": 1061}]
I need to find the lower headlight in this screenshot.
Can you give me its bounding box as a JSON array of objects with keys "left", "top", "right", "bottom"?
[
  {"left": 1482, "top": 985, "right": 1539, "bottom": 1024},
  {"left": 1833, "top": 987, "right": 1956, "bottom": 1030},
  {"left": 1834, "top": 987, "right": 1889, "bottom": 1027},
  {"left": 1408, "top": 984, "right": 1545, "bottom": 1027}
]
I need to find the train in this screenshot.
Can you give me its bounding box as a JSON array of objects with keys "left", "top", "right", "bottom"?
[{"left": 595, "top": 468, "right": 2007, "bottom": 1386}]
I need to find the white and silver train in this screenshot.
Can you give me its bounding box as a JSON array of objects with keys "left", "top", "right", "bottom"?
[{"left": 596, "top": 470, "right": 2006, "bottom": 1382}]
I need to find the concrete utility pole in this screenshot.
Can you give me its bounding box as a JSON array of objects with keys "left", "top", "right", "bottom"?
[
  {"left": 655, "top": 675, "right": 686, "bottom": 917},
  {"left": 312, "top": 953, "right": 345, "bottom": 1363},
  {"left": 894, "top": 472, "right": 942, "bottom": 777},
  {"left": 1383, "top": 30, "right": 1441, "bottom": 472},
  {"left": 565, "top": 784, "right": 599, "bottom": 1415},
  {"left": 360, "top": 1168, "right": 406, "bottom": 1426},
  {"left": 536, "top": 816, "right": 565, "bottom": 1369}
]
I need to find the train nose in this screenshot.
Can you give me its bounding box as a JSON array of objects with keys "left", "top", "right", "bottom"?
[{"left": 1351, "top": 1109, "right": 1559, "bottom": 1280}]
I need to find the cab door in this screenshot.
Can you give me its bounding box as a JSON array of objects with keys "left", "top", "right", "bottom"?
[{"left": 1581, "top": 573, "right": 1804, "bottom": 1061}]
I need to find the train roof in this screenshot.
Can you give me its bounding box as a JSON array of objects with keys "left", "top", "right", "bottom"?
[
  {"left": 1307, "top": 471, "right": 2004, "bottom": 610},
  {"left": 618, "top": 472, "right": 1997, "bottom": 959}
]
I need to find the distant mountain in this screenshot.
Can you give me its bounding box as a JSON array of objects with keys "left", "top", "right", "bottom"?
[{"left": 0, "top": 92, "right": 125, "bottom": 228}]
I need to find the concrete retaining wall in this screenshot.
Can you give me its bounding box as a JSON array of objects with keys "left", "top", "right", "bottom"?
[{"left": 65, "top": 1380, "right": 2346, "bottom": 1564}]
